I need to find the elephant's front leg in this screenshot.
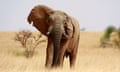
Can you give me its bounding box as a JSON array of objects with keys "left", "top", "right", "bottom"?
[
  {"left": 69, "top": 38, "right": 79, "bottom": 68},
  {"left": 69, "top": 50, "right": 77, "bottom": 68},
  {"left": 45, "top": 38, "right": 53, "bottom": 68},
  {"left": 57, "top": 40, "right": 68, "bottom": 67}
]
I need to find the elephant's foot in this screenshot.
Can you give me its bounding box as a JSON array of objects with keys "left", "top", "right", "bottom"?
[
  {"left": 45, "top": 62, "right": 51, "bottom": 68},
  {"left": 51, "top": 63, "right": 63, "bottom": 68},
  {"left": 51, "top": 57, "right": 64, "bottom": 68},
  {"left": 69, "top": 53, "right": 76, "bottom": 68}
]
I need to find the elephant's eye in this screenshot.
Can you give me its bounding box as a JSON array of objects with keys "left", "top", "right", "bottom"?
[{"left": 47, "top": 18, "right": 51, "bottom": 23}]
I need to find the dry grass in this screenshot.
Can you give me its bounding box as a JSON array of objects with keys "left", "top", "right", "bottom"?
[{"left": 0, "top": 32, "right": 120, "bottom": 72}]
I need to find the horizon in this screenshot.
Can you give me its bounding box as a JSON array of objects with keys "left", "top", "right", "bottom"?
[{"left": 0, "top": 0, "right": 120, "bottom": 31}]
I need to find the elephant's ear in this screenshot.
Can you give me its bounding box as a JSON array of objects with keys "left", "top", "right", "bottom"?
[
  {"left": 64, "top": 15, "right": 74, "bottom": 39},
  {"left": 27, "top": 5, "right": 54, "bottom": 25}
]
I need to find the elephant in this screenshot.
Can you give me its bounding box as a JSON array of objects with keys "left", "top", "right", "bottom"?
[{"left": 27, "top": 5, "right": 80, "bottom": 68}]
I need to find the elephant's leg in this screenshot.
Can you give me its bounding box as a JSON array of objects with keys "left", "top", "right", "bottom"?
[
  {"left": 62, "top": 54, "right": 66, "bottom": 65},
  {"left": 57, "top": 48, "right": 65, "bottom": 67},
  {"left": 69, "top": 39, "right": 79, "bottom": 68},
  {"left": 45, "top": 38, "right": 53, "bottom": 68},
  {"left": 69, "top": 51, "right": 77, "bottom": 68},
  {"left": 57, "top": 41, "right": 67, "bottom": 67}
]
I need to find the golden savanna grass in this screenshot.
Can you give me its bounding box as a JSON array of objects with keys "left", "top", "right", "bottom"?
[{"left": 0, "top": 32, "right": 120, "bottom": 72}]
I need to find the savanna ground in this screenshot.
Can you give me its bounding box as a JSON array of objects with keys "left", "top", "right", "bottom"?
[{"left": 0, "top": 32, "right": 120, "bottom": 72}]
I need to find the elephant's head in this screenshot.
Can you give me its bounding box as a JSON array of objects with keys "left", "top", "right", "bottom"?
[
  {"left": 27, "top": 5, "right": 74, "bottom": 67},
  {"left": 27, "top": 5, "right": 74, "bottom": 38},
  {"left": 46, "top": 11, "right": 73, "bottom": 39}
]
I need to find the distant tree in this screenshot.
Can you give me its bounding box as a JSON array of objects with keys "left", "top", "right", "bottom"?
[
  {"left": 14, "top": 30, "right": 46, "bottom": 58},
  {"left": 80, "top": 27, "right": 86, "bottom": 31}
]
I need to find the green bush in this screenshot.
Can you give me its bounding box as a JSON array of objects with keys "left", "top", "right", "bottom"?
[
  {"left": 100, "top": 25, "right": 116, "bottom": 47},
  {"left": 104, "top": 25, "right": 116, "bottom": 39}
]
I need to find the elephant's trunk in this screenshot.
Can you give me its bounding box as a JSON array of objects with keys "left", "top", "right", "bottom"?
[{"left": 52, "top": 23, "right": 62, "bottom": 66}]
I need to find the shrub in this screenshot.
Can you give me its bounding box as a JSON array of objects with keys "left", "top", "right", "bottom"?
[
  {"left": 14, "top": 30, "right": 46, "bottom": 58},
  {"left": 100, "top": 25, "right": 116, "bottom": 47},
  {"left": 104, "top": 25, "right": 116, "bottom": 39}
]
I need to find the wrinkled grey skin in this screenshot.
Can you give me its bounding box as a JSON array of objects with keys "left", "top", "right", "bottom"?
[{"left": 47, "top": 11, "right": 68, "bottom": 39}]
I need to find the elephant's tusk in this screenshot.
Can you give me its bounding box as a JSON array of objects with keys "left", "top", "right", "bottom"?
[{"left": 46, "top": 32, "right": 50, "bottom": 35}]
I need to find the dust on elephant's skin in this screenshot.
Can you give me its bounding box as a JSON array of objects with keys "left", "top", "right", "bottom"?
[{"left": 27, "top": 5, "right": 80, "bottom": 68}]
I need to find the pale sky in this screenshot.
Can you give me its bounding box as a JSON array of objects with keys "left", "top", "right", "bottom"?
[{"left": 0, "top": 0, "right": 120, "bottom": 31}]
